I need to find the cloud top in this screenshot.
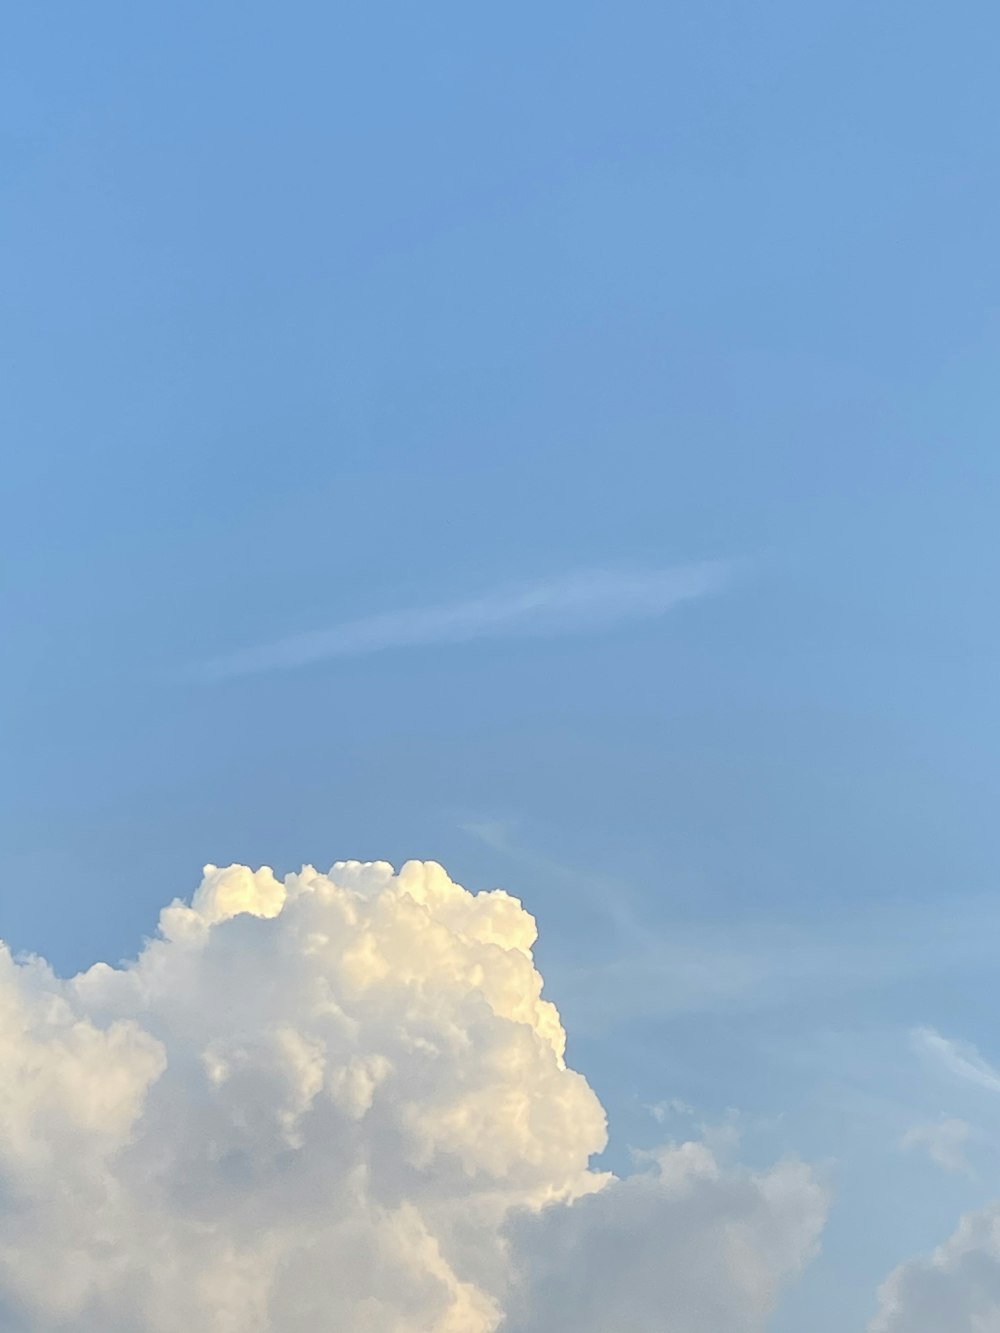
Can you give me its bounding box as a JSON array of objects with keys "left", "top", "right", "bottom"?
[
  {"left": 0, "top": 856, "right": 823, "bottom": 1332},
  {"left": 201, "top": 561, "right": 734, "bottom": 678}
]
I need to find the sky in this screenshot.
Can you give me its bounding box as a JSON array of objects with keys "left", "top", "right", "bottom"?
[{"left": 3, "top": 2, "right": 1000, "bottom": 1329}]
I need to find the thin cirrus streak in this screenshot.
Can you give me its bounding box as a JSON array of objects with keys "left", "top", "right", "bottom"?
[
  {"left": 201, "top": 560, "right": 736, "bottom": 680},
  {"left": 912, "top": 1027, "right": 1000, "bottom": 1096}
]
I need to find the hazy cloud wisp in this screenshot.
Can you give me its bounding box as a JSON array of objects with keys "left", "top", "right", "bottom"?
[
  {"left": 201, "top": 561, "right": 734, "bottom": 679},
  {"left": 912, "top": 1027, "right": 1000, "bottom": 1097}
]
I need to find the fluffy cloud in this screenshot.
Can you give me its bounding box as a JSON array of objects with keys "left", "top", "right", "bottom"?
[
  {"left": 505, "top": 1142, "right": 826, "bottom": 1332},
  {"left": 0, "top": 859, "right": 826, "bottom": 1331},
  {"left": 870, "top": 1204, "right": 1000, "bottom": 1333}
]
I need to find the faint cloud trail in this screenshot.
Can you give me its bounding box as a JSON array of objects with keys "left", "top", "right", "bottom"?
[
  {"left": 459, "top": 816, "right": 647, "bottom": 944},
  {"left": 201, "top": 560, "right": 735, "bottom": 679},
  {"left": 912, "top": 1027, "right": 1000, "bottom": 1095}
]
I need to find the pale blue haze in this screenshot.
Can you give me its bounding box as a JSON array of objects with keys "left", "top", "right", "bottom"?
[{"left": 4, "top": 4, "right": 1000, "bottom": 1328}]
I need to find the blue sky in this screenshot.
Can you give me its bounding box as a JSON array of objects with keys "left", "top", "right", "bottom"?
[{"left": 4, "top": 3, "right": 1000, "bottom": 1329}]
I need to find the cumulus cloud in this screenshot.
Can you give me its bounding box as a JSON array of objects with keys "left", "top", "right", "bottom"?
[
  {"left": 870, "top": 1204, "right": 1000, "bottom": 1333},
  {"left": 0, "top": 858, "right": 824, "bottom": 1331},
  {"left": 867, "top": 1031, "right": 1000, "bottom": 1330},
  {"left": 504, "top": 1143, "right": 826, "bottom": 1333},
  {"left": 201, "top": 562, "right": 733, "bottom": 678}
]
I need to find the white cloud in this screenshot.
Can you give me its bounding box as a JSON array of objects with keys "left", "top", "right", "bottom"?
[
  {"left": 870, "top": 1204, "right": 1000, "bottom": 1333},
  {"left": 0, "top": 858, "right": 824, "bottom": 1331},
  {"left": 646, "top": 1097, "right": 696, "bottom": 1124},
  {"left": 504, "top": 1143, "right": 826, "bottom": 1333},
  {"left": 912, "top": 1027, "right": 1000, "bottom": 1097},
  {"left": 201, "top": 562, "right": 733, "bottom": 678},
  {"left": 901, "top": 1118, "right": 975, "bottom": 1176},
  {"left": 867, "top": 1033, "right": 1000, "bottom": 1330}
]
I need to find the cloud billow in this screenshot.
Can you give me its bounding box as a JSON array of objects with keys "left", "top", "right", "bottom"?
[
  {"left": 870, "top": 1204, "right": 1000, "bottom": 1333},
  {"left": 0, "top": 857, "right": 823, "bottom": 1332}
]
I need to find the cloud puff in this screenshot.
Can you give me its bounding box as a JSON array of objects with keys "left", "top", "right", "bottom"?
[
  {"left": 504, "top": 1143, "right": 826, "bottom": 1332},
  {"left": 901, "top": 1118, "right": 975, "bottom": 1176},
  {"left": 870, "top": 1204, "right": 1000, "bottom": 1332},
  {"left": 0, "top": 859, "right": 824, "bottom": 1331}
]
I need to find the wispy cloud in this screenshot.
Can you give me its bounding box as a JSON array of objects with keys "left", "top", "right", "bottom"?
[
  {"left": 201, "top": 560, "right": 734, "bottom": 679},
  {"left": 901, "top": 1118, "right": 976, "bottom": 1176},
  {"left": 912, "top": 1027, "right": 1000, "bottom": 1096},
  {"left": 532, "top": 894, "right": 1000, "bottom": 1034},
  {"left": 459, "top": 815, "right": 647, "bottom": 942}
]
